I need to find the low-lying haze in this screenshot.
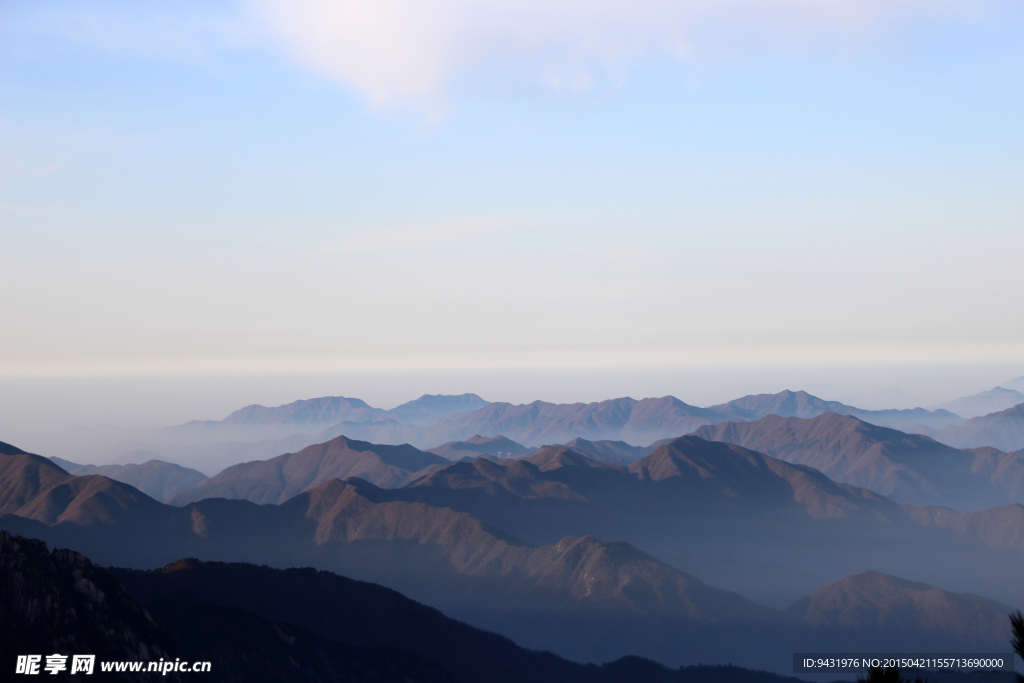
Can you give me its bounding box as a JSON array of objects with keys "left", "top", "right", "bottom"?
[{"left": 3, "top": 364, "right": 1022, "bottom": 458}]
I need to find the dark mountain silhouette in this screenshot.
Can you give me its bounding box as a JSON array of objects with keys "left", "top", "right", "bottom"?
[
  {"left": 111, "top": 555, "right": 1017, "bottom": 677},
  {"left": 6, "top": 528, "right": 1006, "bottom": 682},
  {"left": 114, "top": 554, "right": 787, "bottom": 679},
  {"left": 0, "top": 440, "right": 30, "bottom": 455},
  {"left": 124, "top": 557, "right": 1018, "bottom": 679},
  {"left": 150, "top": 601, "right": 458, "bottom": 683},
  {"left": 935, "top": 387, "right": 1024, "bottom": 419},
  {"left": 930, "top": 403, "right": 1024, "bottom": 452},
  {"left": 107, "top": 554, "right": 823, "bottom": 683},
  {"left": 691, "top": 413, "right": 1024, "bottom": 510},
  {"left": 69, "top": 460, "right": 208, "bottom": 503},
  {"left": 707, "top": 390, "right": 963, "bottom": 432},
  {"left": 429, "top": 434, "right": 532, "bottom": 460},
  {"left": 169, "top": 435, "right": 449, "bottom": 505},
  {"left": 113, "top": 557, "right": 550, "bottom": 683},
  {"left": 1, "top": 532, "right": 463, "bottom": 682},
  {"left": 386, "top": 393, "right": 490, "bottom": 425},
  {"left": 0, "top": 531, "right": 183, "bottom": 680},
  {"left": 787, "top": 570, "right": 1012, "bottom": 650}
]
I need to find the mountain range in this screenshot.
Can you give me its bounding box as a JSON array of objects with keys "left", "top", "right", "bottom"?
[
  {"left": 52, "top": 458, "right": 208, "bottom": 503},
  {"left": 48, "top": 389, "right": 991, "bottom": 475},
  {"left": 788, "top": 570, "right": 1011, "bottom": 648},
  {"left": 5, "top": 530, "right": 887, "bottom": 683},
  {"left": 387, "top": 393, "right": 492, "bottom": 425},
  {"left": 691, "top": 412, "right": 1024, "bottom": 510},
  {"left": 8, "top": 379, "right": 1024, "bottom": 680},
  {"left": 705, "top": 391, "right": 964, "bottom": 431},
  {"left": 933, "top": 387, "right": 1024, "bottom": 419},
  {"left": 1, "top": 435, "right": 1021, "bottom": 671},
  {"left": 165, "top": 411, "right": 1024, "bottom": 516},
  {"left": 4, "top": 441, "right": 208, "bottom": 515},
  {"left": 169, "top": 436, "right": 450, "bottom": 505},
  {"left": 114, "top": 558, "right": 1012, "bottom": 678},
  {"left": 0, "top": 446, "right": 782, "bottom": 667},
  {"left": 351, "top": 436, "right": 1024, "bottom": 608},
  {"left": 923, "top": 403, "right": 1024, "bottom": 453}
]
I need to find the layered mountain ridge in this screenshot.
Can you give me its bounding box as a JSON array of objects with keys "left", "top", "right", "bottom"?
[
  {"left": 691, "top": 412, "right": 1024, "bottom": 510},
  {"left": 169, "top": 435, "right": 450, "bottom": 505},
  {"left": 56, "top": 459, "right": 209, "bottom": 503},
  {"left": 50, "top": 389, "right": 983, "bottom": 475},
  {"left": 7, "top": 531, "right": 922, "bottom": 683},
  {"left": 1, "top": 437, "right": 1020, "bottom": 671},
  {"left": 926, "top": 403, "right": 1024, "bottom": 453}
]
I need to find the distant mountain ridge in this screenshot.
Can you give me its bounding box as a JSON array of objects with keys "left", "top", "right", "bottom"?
[
  {"left": 708, "top": 390, "right": 963, "bottom": 431},
  {"left": 934, "top": 387, "right": 1024, "bottom": 419},
  {"left": 57, "top": 459, "right": 209, "bottom": 503},
  {"left": 169, "top": 435, "right": 449, "bottom": 505},
  {"left": 387, "top": 393, "right": 491, "bottom": 425},
  {"left": 229, "top": 396, "right": 376, "bottom": 424},
  {"left": 283, "top": 390, "right": 965, "bottom": 448},
  {"left": 691, "top": 412, "right": 1024, "bottom": 510},
  {"left": 46, "top": 390, "right": 971, "bottom": 474},
  {"left": 927, "top": 402, "right": 1024, "bottom": 453}
]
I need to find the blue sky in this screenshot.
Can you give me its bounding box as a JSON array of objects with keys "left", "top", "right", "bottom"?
[{"left": 2, "top": 0, "right": 1023, "bottom": 395}]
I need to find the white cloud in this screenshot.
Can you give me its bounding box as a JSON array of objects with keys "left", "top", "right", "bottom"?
[
  {"left": 250, "top": 0, "right": 986, "bottom": 106},
  {"left": 318, "top": 217, "right": 524, "bottom": 255}
]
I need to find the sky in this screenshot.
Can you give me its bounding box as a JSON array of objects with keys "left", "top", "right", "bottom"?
[{"left": 1, "top": 0, "right": 1023, "bottom": 432}]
